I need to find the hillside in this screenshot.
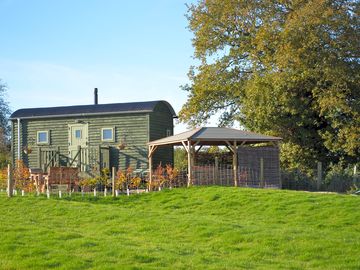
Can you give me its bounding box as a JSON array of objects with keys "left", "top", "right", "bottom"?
[{"left": 0, "top": 187, "right": 359, "bottom": 269}]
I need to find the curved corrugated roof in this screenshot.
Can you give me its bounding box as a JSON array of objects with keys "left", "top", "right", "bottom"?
[
  {"left": 10, "top": 100, "right": 177, "bottom": 120},
  {"left": 149, "top": 127, "right": 282, "bottom": 146}
]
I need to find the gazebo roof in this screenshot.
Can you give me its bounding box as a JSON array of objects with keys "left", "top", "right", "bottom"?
[{"left": 149, "top": 127, "right": 282, "bottom": 147}]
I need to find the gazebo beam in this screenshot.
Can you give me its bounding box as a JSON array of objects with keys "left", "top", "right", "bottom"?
[{"left": 195, "top": 145, "right": 203, "bottom": 153}]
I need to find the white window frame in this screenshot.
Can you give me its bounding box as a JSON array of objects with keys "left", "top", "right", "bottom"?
[
  {"left": 37, "top": 130, "right": 50, "bottom": 145},
  {"left": 101, "top": 127, "right": 115, "bottom": 142}
]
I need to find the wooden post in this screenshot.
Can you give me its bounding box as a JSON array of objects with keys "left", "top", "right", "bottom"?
[
  {"left": 148, "top": 146, "right": 153, "bottom": 191},
  {"left": 233, "top": 141, "right": 238, "bottom": 187},
  {"left": 214, "top": 156, "right": 219, "bottom": 185},
  {"left": 38, "top": 148, "right": 42, "bottom": 169},
  {"left": 260, "top": 158, "right": 264, "bottom": 188},
  {"left": 317, "top": 161, "right": 322, "bottom": 191},
  {"left": 98, "top": 145, "right": 102, "bottom": 173},
  {"left": 112, "top": 167, "right": 116, "bottom": 197},
  {"left": 187, "top": 140, "right": 192, "bottom": 187},
  {"left": 277, "top": 143, "right": 282, "bottom": 189},
  {"left": 77, "top": 145, "right": 82, "bottom": 171},
  {"left": 148, "top": 145, "right": 158, "bottom": 191},
  {"left": 57, "top": 146, "right": 61, "bottom": 167},
  {"left": 7, "top": 164, "right": 13, "bottom": 197},
  {"left": 352, "top": 164, "right": 357, "bottom": 185}
]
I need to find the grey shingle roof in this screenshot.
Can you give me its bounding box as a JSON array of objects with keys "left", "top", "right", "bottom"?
[
  {"left": 149, "top": 127, "right": 282, "bottom": 146},
  {"left": 10, "top": 100, "right": 176, "bottom": 120}
]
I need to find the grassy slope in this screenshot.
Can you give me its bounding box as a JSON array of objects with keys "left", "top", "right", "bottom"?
[{"left": 0, "top": 187, "right": 359, "bottom": 270}]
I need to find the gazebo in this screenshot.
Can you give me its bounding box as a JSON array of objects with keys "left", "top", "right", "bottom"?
[{"left": 148, "top": 127, "right": 282, "bottom": 188}]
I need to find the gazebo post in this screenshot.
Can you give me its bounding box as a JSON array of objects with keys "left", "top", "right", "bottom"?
[
  {"left": 233, "top": 141, "right": 238, "bottom": 187},
  {"left": 187, "top": 140, "right": 192, "bottom": 187},
  {"left": 148, "top": 145, "right": 157, "bottom": 191},
  {"left": 148, "top": 146, "right": 153, "bottom": 191}
]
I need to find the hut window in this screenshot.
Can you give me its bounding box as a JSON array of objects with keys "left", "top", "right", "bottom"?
[
  {"left": 166, "top": 129, "right": 171, "bottom": 137},
  {"left": 37, "top": 131, "right": 49, "bottom": 144},
  {"left": 101, "top": 128, "right": 114, "bottom": 142},
  {"left": 75, "top": 129, "right": 82, "bottom": 139}
]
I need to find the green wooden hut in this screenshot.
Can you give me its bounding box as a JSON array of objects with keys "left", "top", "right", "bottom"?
[{"left": 10, "top": 93, "right": 176, "bottom": 176}]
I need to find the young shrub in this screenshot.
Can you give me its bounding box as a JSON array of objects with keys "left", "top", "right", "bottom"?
[
  {"left": 165, "top": 164, "right": 179, "bottom": 189},
  {"left": 153, "top": 164, "right": 166, "bottom": 190},
  {"left": 131, "top": 176, "right": 141, "bottom": 191},
  {"left": 116, "top": 166, "right": 134, "bottom": 191},
  {"left": 96, "top": 168, "right": 110, "bottom": 189},
  {"left": 116, "top": 169, "right": 127, "bottom": 191},
  {"left": 79, "top": 178, "right": 97, "bottom": 192},
  {"left": 0, "top": 167, "right": 7, "bottom": 190},
  {"left": 125, "top": 166, "right": 134, "bottom": 189},
  {"left": 13, "top": 160, "right": 31, "bottom": 192}
]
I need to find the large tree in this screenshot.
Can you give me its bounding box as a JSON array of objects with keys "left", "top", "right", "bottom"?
[
  {"left": 0, "top": 80, "right": 11, "bottom": 167},
  {"left": 180, "top": 0, "right": 360, "bottom": 172}
]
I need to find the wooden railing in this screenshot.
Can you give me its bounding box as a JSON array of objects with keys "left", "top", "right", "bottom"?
[
  {"left": 38, "top": 145, "right": 110, "bottom": 173},
  {"left": 38, "top": 147, "right": 60, "bottom": 172}
]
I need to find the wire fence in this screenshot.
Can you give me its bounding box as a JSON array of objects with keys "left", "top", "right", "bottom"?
[{"left": 2, "top": 161, "right": 359, "bottom": 196}]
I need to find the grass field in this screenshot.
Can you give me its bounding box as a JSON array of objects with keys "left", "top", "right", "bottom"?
[{"left": 0, "top": 187, "right": 359, "bottom": 270}]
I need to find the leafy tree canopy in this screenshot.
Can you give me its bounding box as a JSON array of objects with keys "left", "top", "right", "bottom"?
[
  {"left": 0, "top": 80, "right": 11, "bottom": 167},
  {"left": 0, "top": 80, "right": 10, "bottom": 137},
  {"left": 180, "top": 0, "right": 360, "bottom": 172}
]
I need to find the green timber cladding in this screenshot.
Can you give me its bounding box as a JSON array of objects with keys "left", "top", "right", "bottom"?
[{"left": 10, "top": 100, "right": 176, "bottom": 173}]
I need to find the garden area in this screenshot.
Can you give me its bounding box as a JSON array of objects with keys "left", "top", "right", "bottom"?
[{"left": 0, "top": 187, "right": 359, "bottom": 269}]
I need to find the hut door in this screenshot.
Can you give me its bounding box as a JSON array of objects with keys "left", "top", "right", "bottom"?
[{"left": 68, "top": 124, "right": 89, "bottom": 170}]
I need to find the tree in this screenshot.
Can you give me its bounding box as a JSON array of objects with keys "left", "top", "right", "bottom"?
[
  {"left": 0, "top": 80, "right": 11, "bottom": 168},
  {"left": 180, "top": 0, "right": 360, "bottom": 173}
]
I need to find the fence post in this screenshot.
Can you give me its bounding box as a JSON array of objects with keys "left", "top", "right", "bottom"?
[
  {"left": 112, "top": 167, "right": 116, "bottom": 197},
  {"left": 7, "top": 164, "right": 13, "bottom": 197},
  {"left": 353, "top": 165, "right": 358, "bottom": 185},
  {"left": 317, "top": 161, "right": 322, "bottom": 191},
  {"left": 260, "top": 158, "right": 264, "bottom": 188}
]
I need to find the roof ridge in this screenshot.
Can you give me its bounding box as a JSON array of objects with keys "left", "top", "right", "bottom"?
[
  {"left": 10, "top": 100, "right": 177, "bottom": 120},
  {"left": 224, "top": 127, "right": 281, "bottom": 139}
]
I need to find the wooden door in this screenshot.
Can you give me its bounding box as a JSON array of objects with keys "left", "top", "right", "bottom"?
[{"left": 68, "top": 124, "right": 89, "bottom": 171}]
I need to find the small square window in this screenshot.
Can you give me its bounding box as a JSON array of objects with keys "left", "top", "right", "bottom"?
[
  {"left": 101, "top": 128, "right": 114, "bottom": 142},
  {"left": 75, "top": 129, "right": 82, "bottom": 139},
  {"left": 37, "top": 131, "right": 49, "bottom": 144}
]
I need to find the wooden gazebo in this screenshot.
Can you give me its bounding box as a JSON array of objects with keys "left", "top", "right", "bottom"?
[{"left": 148, "top": 127, "right": 282, "bottom": 188}]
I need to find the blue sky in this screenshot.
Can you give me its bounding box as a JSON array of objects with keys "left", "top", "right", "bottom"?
[{"left": 0, "top": 0, "right": 197, "bottom": 133}]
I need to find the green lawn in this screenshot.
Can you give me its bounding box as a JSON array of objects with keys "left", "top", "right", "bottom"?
[{"left": 0, "top": 187, "right": 359, "bottom": 270}]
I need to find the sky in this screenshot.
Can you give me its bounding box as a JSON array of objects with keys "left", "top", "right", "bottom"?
[{"left": 0, "top": 0, "right": 198, "bottom": 133}]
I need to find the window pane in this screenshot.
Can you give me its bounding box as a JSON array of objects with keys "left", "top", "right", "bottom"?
[
  {"left": 102, "top": 129, "right": 113, "bottom": 140},
  {"left": 75, "top": 130, "right": 82, "bottom": 139},
  {"left": 38, "top": 132, "right": 48, "bottom": 143}
]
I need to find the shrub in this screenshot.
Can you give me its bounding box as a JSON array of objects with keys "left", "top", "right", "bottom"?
[
  {"left": 165, "top": 164, "right": 179, "bottom": 188},
  {"left": 13, "top": 160, "right": 31, "bottom": 192}
]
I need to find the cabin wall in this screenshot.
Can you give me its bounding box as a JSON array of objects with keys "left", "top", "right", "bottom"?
[
  {"left": 12, "top": 114, "right": 149, "bottom": 171},
  {"left": 149, "top": 102, "right": 174, "bottom": 168}
]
